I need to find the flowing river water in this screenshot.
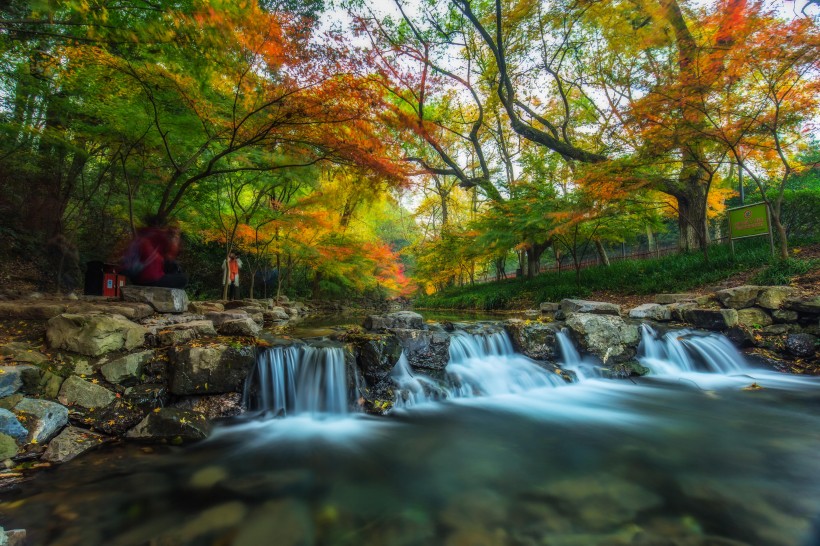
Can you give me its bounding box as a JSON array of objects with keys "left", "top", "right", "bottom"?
[{"left": 2, "top": 322, "right": 820, "bottom": 545}]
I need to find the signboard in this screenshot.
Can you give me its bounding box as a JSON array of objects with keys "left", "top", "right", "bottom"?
[{"left": 728, "top": 203, "right": 770, "bottom": 240}]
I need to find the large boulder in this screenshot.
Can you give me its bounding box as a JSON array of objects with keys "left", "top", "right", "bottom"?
[
  {"left": 736, "top": 307, "right": 773, "bottom": 328},
  {"left": 121, "top": 285, "right": 189, "bottom": 313},
  {"left": 364, "top": 311, "right": 424, "bottom": 331},
  {"left": 0, "top": 365, "right": 37, "bottom": 398},
  {"left": 561, "top": 299, "right": 621, "bottom": 316},
  {"left": 126, "top": 408, "right": 211, "bottom": 443},
  {"left": 757, "top": 286, "right": 800, "bottom": 310},
  {"left": 772, "top": 309, "right": 799, "bottom": 323},
  {"left": 57, "top": 376, "right": 116, "bottom": 409},
  {"left": 0, "top": 409, "right": 27, "bottom": 442},
  {"left": 715, "top": 285, "right": 763, "bottom": 309},
  {"left": 391, "top": 329, "right": 450, "bottom": 375},
  {"left": 347, "top": 332, "right": 403, "bottom": 407},
  {"left": 13, "top": 398, "right": 68, "bottom": 444},
  {"left": 682, "top": 308, "right": 739, "bottom": 331},
  {"left": 628, "top": 304, "right": 672, "bottom": 322},
  {"left": 100, "top": 350, "right": 154, "bottom": 385},
  {"left": 785, "top": 333, "right": 817, "bottom": 358},
  {"left": 46, "top": 313, "right": 146, "bottom": 356},
  {"left": 504, "top": 320, "right": 561, "bottom": 361},
  {"left": 218, "top": 318, "right": 262, "bottom": 337},
  {"left": 565, "top": 313, "right": 639, "bottom": 363},
  {"left": 169, "top": 345, "right": 256, "bottom": 395},
  {"left": 41, "top": 426, "right": 109, "bottom": 464}
]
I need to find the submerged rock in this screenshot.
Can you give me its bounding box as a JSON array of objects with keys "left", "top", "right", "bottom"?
[
  {"left": 126, "top": 408, "right": 211, "bottom": 443},
  {"left": 46, "top": 313, "right": 146, "bottom": 356}
]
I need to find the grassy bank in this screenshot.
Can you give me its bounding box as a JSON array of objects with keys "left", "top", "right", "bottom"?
[{"left": 415, "top": 239, "right": 820, "bottom": 310}]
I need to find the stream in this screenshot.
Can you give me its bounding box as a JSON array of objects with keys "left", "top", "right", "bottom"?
[{"left": 2, "top": 321, "right": 820, "bottom": 545}]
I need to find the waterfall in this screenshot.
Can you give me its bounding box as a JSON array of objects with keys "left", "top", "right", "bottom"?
[
  {"left": 392, "top": 331, "right": 564, "bottom": 408},
  {"left": 244, "top": 345, "right": 348, "bottom": 415},
  {"left": 638, "top": 324, "right": 750, "bottom": 375},
  {"left": 555, "top": 329, "right": 600, "bottom": 380}
]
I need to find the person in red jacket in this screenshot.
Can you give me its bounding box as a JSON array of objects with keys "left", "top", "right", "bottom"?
[{"left": 125, "top": 216, "right": 188, "bottom": 289}]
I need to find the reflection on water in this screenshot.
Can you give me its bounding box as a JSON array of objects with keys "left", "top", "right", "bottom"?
[{"left": 4, "top": 371, "right": 820, "bottom": 546}]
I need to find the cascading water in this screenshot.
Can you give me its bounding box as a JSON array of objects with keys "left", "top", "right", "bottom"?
[
  {"left": 391, "top": 330, "right": 565, "bottom": 408},
  {"left": 555, "top": 329, "right": 600, "bottom": 380},
  {"left": 243, "top": 344, "right": 348, "bottom": 415},
  {"left": 638, "top": 324, "right": 750, "bottom": 375}
]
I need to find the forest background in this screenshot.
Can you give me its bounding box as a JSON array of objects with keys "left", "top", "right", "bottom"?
[{"left": 0, "top": 0, "right": 818, "bottom": 305}]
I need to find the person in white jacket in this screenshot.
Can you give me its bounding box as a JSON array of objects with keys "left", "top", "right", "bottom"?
[{"left": 221, "top": 252, "right": 242, "bottom": 300}]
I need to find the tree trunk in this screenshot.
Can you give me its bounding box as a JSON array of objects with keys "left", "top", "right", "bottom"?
[
  {"left": 594, "top": 239, "right": 610, "bottom": 266},
  {"left": 770, "top": 208, "right": 789, "bottom": 259},
  {"left": 675, "top": 186, "right": 710, "bottom": 256},
  {"left": 311, "top": 270, "right": 322, "bottom": 300},
  {"left": 527, "top": 241, "right": 550, "bottom": 279}
]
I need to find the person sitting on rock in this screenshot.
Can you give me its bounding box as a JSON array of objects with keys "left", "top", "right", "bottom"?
[
  {"left": 222, "top": 251, "right": 242, "bottom": 300},
  {"left": 122, "top": 215, "right": 188, "bottom": 289}
]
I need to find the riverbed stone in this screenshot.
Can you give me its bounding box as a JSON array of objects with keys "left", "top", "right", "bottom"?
[
  {"left": 757, "top": 286, "right": 800, "bottom": 310},
  {"left": 0, "top": 409, "right": 27, "bottom": 442},
  {"left": 172, "top": 393, "right": 243, "bottom": 420},
  {"left": 155, "top": 320, "right": 217, "bottom": 346},
  {"left": 667, "top": 302, "right": 698, "bottom": 322},
  {"left": 41, "top": 426, "right": 109, "bottom": 464},
  {"left": 628, "top": 303, "right": 672, "bottom": 322},
  {"left": 561, "top": 299, "right": 621, "bottom": 316},
  {"left": 772, "top": 309, "right": 799, "bottom": 323},
  {"left": 504, "top": 320, "right": 561, "bottom": 361},
  {"left": 0, "top": 433, "right": 18, "bottom": 459},
  {"left": 526, "top": 474, "right": 662, "bottom": 532},
  {"left": 785, "top": 333, "right": 817, "bottom": 358},
  {"left": 364, "top": 311, "right": 425, "bottom": 331},
  {"left": 0, "top": 343, "right": 48, "bottom": 365},
  {"left": 218, "top": 317, "right": 262, "bottom": 337},
  {"left": 564, "top": 313, "right": 639, "bottom": 363},
  {"left": 124, "top": 383, "right": 168, "bottom": 411},
  {"left": 100, "top": 350, "right": 153, "bottom": 385},
  {"left": 19, "top": 368, "right": 64, "bottom": 399},
  {"left": 266, "top": 307, "right": 290, "bottom": 321},
  {"left": 682, "top": 308, "right": 738, "bottom": 330},
  {"left": 655, "top": 293, "right": 696, "bottom": 304},
  {"left": 121, "top": 285, "right": 189, "bottom": 313},
  {"left": 126, "top": 408, "right": 211, "bottom": 443},
  {"left": 205, "top": 310, "right": 250, "bottom": 327},
  {"left": 46, "top": 313, "right": 146, "bottom": 356},
  {"left": 188, "top": 301, "right": 224, "bottom": 315},
  {"left": 0, "top": 366, "right": 36, "bottom": 398},
  {"left": 58, "top": 375, "right": 116, "bottom": 409},
  {"left": 234, "top": 499, "right": 314, "bottom": 546},
  {"left": 392, "top": 328, "right": 450, "bottom": 374},
  {"left": 715, "top": 285, "right": 763, "bottom": 309},
  {"left": 736, "top": 307, "right": 773, "bottom": 328},
  {"left": 13, "top": 398, "right": 68, "bottom": 444},
  {"left": 169, "top": 345, "right": 256, "bottom": 395}
]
